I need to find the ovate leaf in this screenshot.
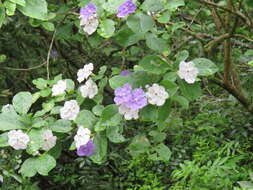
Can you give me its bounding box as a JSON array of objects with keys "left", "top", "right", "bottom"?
[
  {"left": 97, "top": 19, "right": 115, "bottom": 38},
  {"left": 13, "top": 92, "right": 33, "bottom": 115},
  {"left": 17, "top": 0, "right": 48, "bottom": 20},
  {"left": 192, "top": 58, "right": 218, "bottom": 76}
]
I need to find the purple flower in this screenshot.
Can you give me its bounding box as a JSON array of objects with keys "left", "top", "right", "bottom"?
[
  {"left": 117, "top": 0, "right": 136, "bottom": 18},
  {"left": 77, "top": 140, "right": 95, "bottom": 157},
  {"left": 114, "top": 83, "right": 132, "bottom": 105},
  {"left": 80, "top": 3, "right": 97, "bottom": 18},
  {"left": 127, "top": 88, "right": 147, "bottom": 110},
  {"left": 50, "top": 50, "right": 58, "bottom": 58},
  {"left": 120, "top": 70, "right": 132, "bottom": 76},
  {"left": 114, "top": 84, "right": 147, "bottom": 111}
]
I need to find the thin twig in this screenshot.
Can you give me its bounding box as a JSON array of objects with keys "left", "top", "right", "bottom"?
[
  {"left": 0, "top": 61, "right": 47, "bottom": 71},
  {"left": 46, "top": 30, "right": 57, "bottom": 80}
]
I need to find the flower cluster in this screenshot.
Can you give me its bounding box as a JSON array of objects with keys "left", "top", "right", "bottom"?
[
  {"left": 79, "top": 0, "right": 136, "bottom": 35},
  {"left": 117, "top": 0, "right": 136, "bottom": 18},
  {"left": 114, "top": 84, "right": 147, "bottom": 120},
  {"left": 146, "top": 84, "right": 169, "bottom": 106},
  {"left": 77, "top": 63, "right": 98, "bottom": 99},
  {"left": 60, "top": 100, "right": 80, "bottom": 120},
  {"left": 77, "top": 63, "right": 94, "bottom": 83},
  {"left": 74, "top": 126, "right": 95, "bottom": 156},
  {"left": 52, "top": 80, "right": 67, "bottom": 96},
  {"left": 79, "top": 3, "right": 99, "bottom": 35},
  {"left": 8, "top": 130, "right": 30, "bottom": 150},
  {"left": 178, "top": 61, "right": 199, "bottom": 84},
  {"left": 79, "top": 78, "right": 98, "bottom": 99},
  {"left": 42, "top": 130, "right": 57, "bottom": 151}
]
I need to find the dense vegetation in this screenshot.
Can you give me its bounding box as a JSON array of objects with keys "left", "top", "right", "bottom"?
[{"left": 1, "top": 0, "right": 253, "bottom": 189}]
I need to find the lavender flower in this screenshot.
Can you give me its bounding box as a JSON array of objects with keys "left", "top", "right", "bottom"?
[
  {"left": 77, "top": 139, "right": 95, "bottom": 156},
  {"left": 114, "top": 83, "right": 132, "bottom": 105},
  {"left": 80, "top": 3, "right": 97, "bottom": 18},
  {"left": 117, "top": 0, "right": 136, "bottom": 18},
  {"left": 79, "top": 3, "right": 99, "bottom": 35},
  {"left": 114, "top": 84, "right": 147, "bottom": 111},
  {"left": 120, "top": 70, "right": 132, "bottom": 76},
  {"left": 127, "top": 88, "right": 147, "bottom": 110}
]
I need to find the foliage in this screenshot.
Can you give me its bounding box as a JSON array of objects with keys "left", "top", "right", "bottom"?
[{"left": 0, "top": 0, "right": 253, "bottom": 189}]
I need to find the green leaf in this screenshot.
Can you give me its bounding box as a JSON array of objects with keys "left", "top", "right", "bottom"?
[
  {"left": 91, "top": 133, "right": 108, "bottom": 164},
  {"left": 10, "top": 0, "right": 26, "bottom": 6},
  {"left": 97, "top": 19, "right": 115, "bottom": 38},
  {"left": 32, "top": 78, "right": 48, "bottom": 89},
  {"left": 36, "top": 154, "right": 56, "bottom": 175},
  {"left": 155, "top": 143, "right": 171, "bottom": 162},
  {"left": 17, "top": 0, "right": 48, "bottom": 20},
  {"left": 141, "top": 0, "right": 164, "bottom": 12},
  {"left": 0, "top": 132, "right": 8, "bottom": 147},
  {"left": 66, "top": 79, "right": 75, "bottom": 92},
  {"left": 127, "top": 13, "right": 154, "bottom": 33},
  {"left": 178, "top": 80, "right": 202, "bottom": 101},
  {"left": 0, "top": 111, "right": 22, "bottom": 131},
  {"left": 116, "top": 26, "right": 144, "bottom": 47},
  {"left": 128, "top": 134, "right": 150, "bottom": 157},
  {"left": 100, "top": 104, "right": 118, "bottom": 123},
  {"left": 149, "top": 131, "right": 166, "bottom": 143},
  {"left": 42, "top": 101, "right": 54, "bottom": 113},
  {"left": 138, "top": 55, "right": 170, "bottom": 75},
  {"left": 26, "top": 129, "right": 43, "bottom": 155},
  {"left": 0, "top": 2, "right": 5, "bottom": 28},
  {"left": 20, "top": 154, "right": 56, "bottom": 177},
  {"left": 248, "top": 60, "right": 253, "bottom": 66},
  {"left": 32, "top": 118, "right": 47, "bottom": 128},
  {"left": 42, "top": 22, "right": 55, "bottom": 31},
  {"left": 192, "top": 58, "right": 218, "bottom": 76},
  {"left": 109, "top": 71, "right": 159, "bottom": 89},
  {"left": 75, "top": 110, "right": 96, "bottom": 129},
  {"left": 92, "top": 105, "right": 104, "bottom": 116},
  {"left": 165, "top": 0, "right": 185, "bottom": 10},
  {"left": 51, "top": 119, "right": 72, "bottom": 133},
  {"left": 4, "top": 1, "right": 16, "bottom": 16},
  {"left": 157, "top": 10, "right": 171, "bottom": 23},
  {"left": 157, "top": 100, "right": 171, "bottom": 121},
  {"left": 106, "top": 124, "right": 125, "bottom": 143},
  {"left": 160, "top": 80, "right": 178, "bottom": 96},
  {"left": 176, "top": 50, "right": 189, "bottom": 63},
  {"left": 238, "top": 181, "right": 253, "bottom": 189},
  {"left": 13, "top": 92, "right": 33, "bottom": 115},
  {"left": 20, "top": 157, "right": 37, "bottom": 177},
  {"left": 102, "top": 0, "right": 125, "bottom": 13},
  {"left": 145, "top": 33, "right": 168, "bottom": 53},
  {"left": 171, "top": 95, "right": 189, "bottom": 109},
  {"left": 140, "top": 105, "right": 158, "bottom": 122}
]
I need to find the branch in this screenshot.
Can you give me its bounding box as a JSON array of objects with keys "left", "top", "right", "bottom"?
[
  {"left": 210, "top": 78, "right": 253, "bottom": 113},
  {"left": 204, "top": 33, "right": 230, "bottom": 52},
  {"left": 192, "top": 0, "right": 252, "bottom": 27},
  {"left": 0, "top": 61, "right": 46, "bottom": 71}
]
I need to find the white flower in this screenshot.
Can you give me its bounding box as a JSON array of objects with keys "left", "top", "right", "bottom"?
[
  {"left": 77, "top": 63, "right": 94, "bottom": 83},
  {"left": 178, "top": 61, "right": 199, "bottom": 84},
  {"left": 60, "top": 100, "right": 80, "bottom": 120},
  {"left": 8, "top": 130, "right": 30, "bottom": 150},
  {"left": 80, "top": 15, "right": 99, "bottom": 35},
  {"left": 52, "top": 80, "right": 67, "bottom": 96},
  {"left": 79, "top": 79, "right": 98, "bottom": 99},
  {"left": 42, "top": 130, "right": 57, "bottom": 151},
  {"left": 118, "top": 105, "right": 139, "bottom": 120},
  {"left": 146, "top": 84, "right": 169, "bottom": 106},
  {"left": 74, "top": 126, "right": 91, "bottom": 149},
  {"left": 0, "top": 175, "right": 3, "bottom": 183}
]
